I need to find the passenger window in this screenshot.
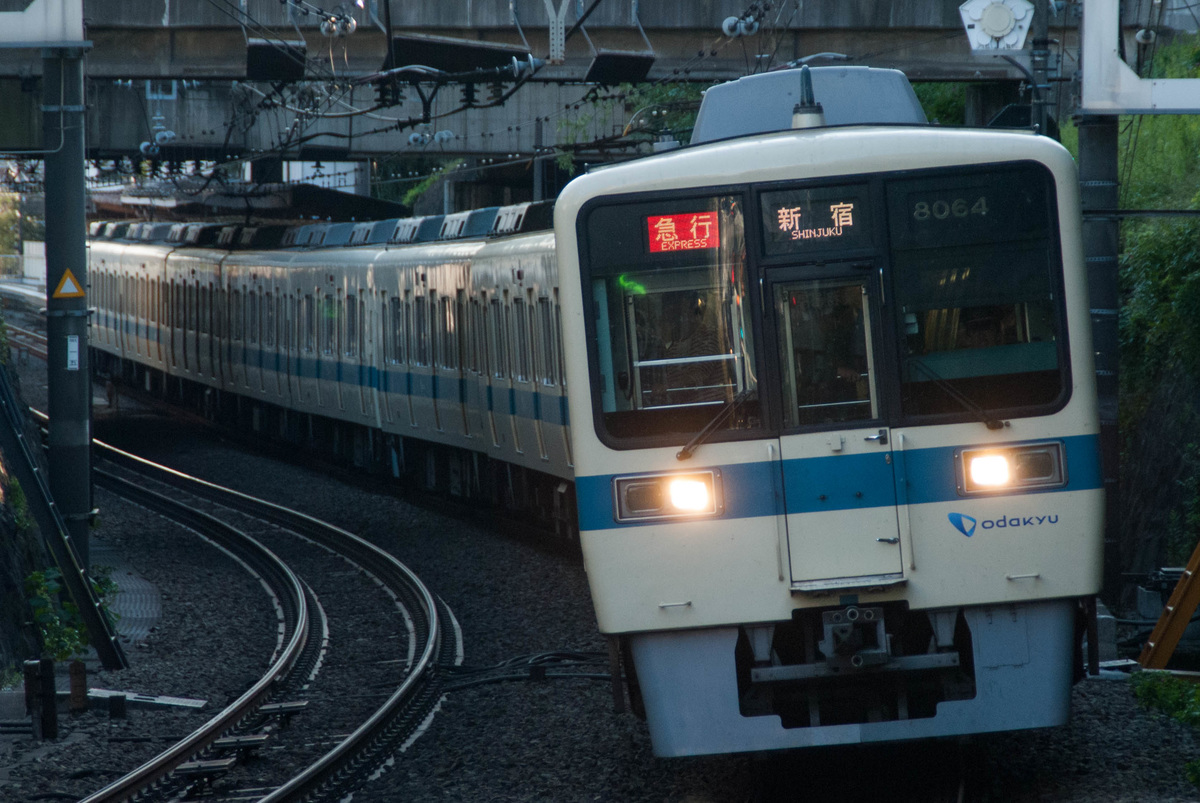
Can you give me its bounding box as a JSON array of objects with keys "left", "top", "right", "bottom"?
[
  {"left": 437, "top": 295, "right": 456, "bottom": 369},
  {"left": 554, "top": 290, "right": 566, "bottom": 389},
  {"left": 414, "top": 293, "right": 430, "bottom": 366},
  {"left": 512, "top": 297, "right": 530, "bottom": 382},
  {"left": 345, "top": 292, "right": 358, "bottom": 357},
  {"left": 320, "top": 294, "right": 337, "bottom": 354},
  {"left": 456, "top": 290, "right": 468, "bottom": 371},
  {"left": 537, "top": 296, "right": 556, "bottom": 385},
  {"left": 303, "top": 294, "right": 315, "bottom": 352},
  {"left": 186, "top": 282, "right": 197, "bottom": 333},
  {"left": 398, "top": 292, "right": 411, "bottom": 364},
  {"left": 469, "top": 298, "right": 485, "bottom": 374},
  {"left": 489, "top": 298, "right": 509, "bottom": 379},
  {"left": 264, "top": 292, "right": 276, "bottom": 348},
  {"left": 200, "top": 286, "right": 210, "bottom": 336},
  {"left": 248, "top": 290, "right": 259, "bottom": 344}
]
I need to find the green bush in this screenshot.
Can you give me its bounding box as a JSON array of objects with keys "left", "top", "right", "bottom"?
[
  {"left": 24, "top": 568, "right": 88, "bottom": 661},
  {"left": 1132, "top": 672, "right": 1200, "bottom": 785},
  {"left": 24, "top": 566, "right": 119, "bottom": 661}
]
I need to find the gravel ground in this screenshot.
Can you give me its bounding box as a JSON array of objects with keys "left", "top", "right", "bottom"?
[
  {"left": 1, "top": 351, "right": 1200, "bottom": 801},
  {"left": 0, "top": 486, "right": 278, "bottom": 801}
]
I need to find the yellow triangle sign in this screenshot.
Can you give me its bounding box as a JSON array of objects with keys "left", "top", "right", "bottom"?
[{"left": 52, "top": 269, "right": 85, "bottom": 299}]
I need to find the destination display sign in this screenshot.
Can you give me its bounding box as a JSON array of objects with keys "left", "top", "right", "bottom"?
[
  {"left": 760, "top": 185, "right": 871, "bottom": 256},
  {"left": 647, "top": 211, "right": 721, "bottom": 253},
  {"left": 585, "top": 195, "right": 742, "bottom": 274}
]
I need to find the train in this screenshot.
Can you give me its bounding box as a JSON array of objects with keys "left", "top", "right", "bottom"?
[{"left": 88, "top": 66, "right": 1104, "bottom": 757}]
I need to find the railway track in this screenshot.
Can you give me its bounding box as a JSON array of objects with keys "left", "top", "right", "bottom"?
[
  {"left": 7, "top": 323, "right": 47, "bottom": 361},
  {"left": 77, "top": 439, "right": 456, "bottom": 802}
]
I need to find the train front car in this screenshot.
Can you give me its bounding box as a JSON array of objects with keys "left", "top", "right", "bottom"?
[{"left": 555, "top": 100, "right": 1103, "bottom": 755}]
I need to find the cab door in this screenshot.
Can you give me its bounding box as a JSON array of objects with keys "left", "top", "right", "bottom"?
[{"left": 770, "top": 266, "right": 903, "bottom": 593}]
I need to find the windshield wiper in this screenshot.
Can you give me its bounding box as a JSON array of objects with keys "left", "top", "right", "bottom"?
[
  {"left": 907, "top": 357, "right": 1008, "bottom": 430},
  {"left": 677, "top": 389, "right": 755, "bottom": 461}
]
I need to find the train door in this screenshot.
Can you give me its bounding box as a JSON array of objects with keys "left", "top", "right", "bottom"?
[{"left": 768, "top": 265, "right": 903, "bottom": 593}]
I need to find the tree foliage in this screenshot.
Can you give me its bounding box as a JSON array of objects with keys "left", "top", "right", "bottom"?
[
  {"left": 1117, "top": 35, "right": 1200, "bottom": 415},
  {"left": 555, "top": 81, "right": 704, "bottom": 173},
  {"left": 912, "top": 83, "right": 966, "bottom": 125},
  {"left": 1115, "top": 34, "right": 1200, "bottom": 568}
]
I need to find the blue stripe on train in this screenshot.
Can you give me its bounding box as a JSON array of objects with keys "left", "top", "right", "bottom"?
[
  {"left": 574, "top": 434, "right": 1103, "bottom": 531},
  {"left": 103, "top": 329, "right": 570, "bottom": 427}
]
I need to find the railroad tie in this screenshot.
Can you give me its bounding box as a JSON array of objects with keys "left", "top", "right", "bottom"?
[
  {"left": 175, "top": 756, "right": 237, "bottom": 790},
  {"left": 258, "top": 700, "right": 308, "bottom": 729},
  {"left": 212, "top": 732, "right": 270, "bottom": 761}
]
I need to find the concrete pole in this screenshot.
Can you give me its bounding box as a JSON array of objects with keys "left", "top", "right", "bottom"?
[
  {"left": 43, "top": 50, "right": 92, "bottom": 569},
  {"left": 1077, "top": 115, "right": 1121, "bottom": 597}
]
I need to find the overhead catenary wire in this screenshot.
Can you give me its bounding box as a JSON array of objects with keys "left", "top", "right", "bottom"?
[{"left": 96, "top": 0, "right": 833, "bottom": 196}]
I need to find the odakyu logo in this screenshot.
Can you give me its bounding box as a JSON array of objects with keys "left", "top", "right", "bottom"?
[
  {"left": 948, "top": 512, "right": 1059, "bottom": 537},
  {"left": 948, "top": 512, "right": 976, "bottom": 537}
]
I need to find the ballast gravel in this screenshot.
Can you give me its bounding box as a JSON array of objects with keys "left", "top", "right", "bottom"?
[{"left": 1, "top": 366, "right": 1199, "bottom": 800}]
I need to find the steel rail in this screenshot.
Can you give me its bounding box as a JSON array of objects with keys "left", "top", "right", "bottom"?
[
  {"left": 77, "top": 468, "right": 310, "bottom": 803},
  {"left": 7, "top": 324, "right": 48, "bottom": 359},
  {"left": 94, "top": 439, "right": 443, "bottom": 801}
]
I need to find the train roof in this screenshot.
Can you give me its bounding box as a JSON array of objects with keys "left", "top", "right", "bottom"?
[
  {"left": 691, "top": 66, "right": 926, "bottom": 144},
  {"left": 87, "top": 200, "right": 555, "bottom": 251}
]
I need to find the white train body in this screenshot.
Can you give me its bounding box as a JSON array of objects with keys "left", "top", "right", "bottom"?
[
  {"left": 87, "top": 71, "right": 1103, "bottom": 759},
  {"left": 555, "top": 124, "right": 1103, "bottom": 755},
  {"left": 90, "top": 211, "right": 575, "bottom": 514}
]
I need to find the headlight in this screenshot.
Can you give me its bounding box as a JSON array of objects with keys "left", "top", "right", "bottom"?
[
  {"left": 668, "top": 477, "right": 711, "bottom": 511},
  {"left": 956, "top": 442, "right": 1066, "bottom": 495},
  {"left": 614, "top": 470, "right": 723, "bottom": 522},
  {"left": 969, "top": 454, "right": 1010, "bottom": 487}
]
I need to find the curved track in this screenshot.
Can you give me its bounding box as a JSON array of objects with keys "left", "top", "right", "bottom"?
[{"left": 77, "top": 439, "right": 450, "bottom": 802}]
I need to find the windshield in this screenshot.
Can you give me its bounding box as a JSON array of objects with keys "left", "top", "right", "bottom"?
[
  {"left": 583, "top": 195, "right": 759, "bottom": 442},
  {"left": 577, "top": 162, "right": 1067, "bottom": 448}
]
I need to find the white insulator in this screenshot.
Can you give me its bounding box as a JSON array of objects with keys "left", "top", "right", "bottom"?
[
  {"left": 721, "top": 16, "right": 741, "bottom": 37},
  {"left": 737, "top": 18, "right": 760, "bottom": 36}
]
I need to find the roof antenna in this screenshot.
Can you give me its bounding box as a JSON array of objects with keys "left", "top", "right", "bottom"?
[{"left": 791, "top": 65, "right": 826, "bottom": 129}]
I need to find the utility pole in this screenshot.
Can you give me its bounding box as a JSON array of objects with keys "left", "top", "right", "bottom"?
[
  {"left": 534, "top": 117, "right": 544, "bottom": 202},
  {"left": 1030, "top": 0, "right": 1050, "bottom": 134},
  {"left": 1077, "top": 115, "right": 1121, "bottom": 597},
  {"left": 43, "top": 48, "right": 92, "bottom": 568}
]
